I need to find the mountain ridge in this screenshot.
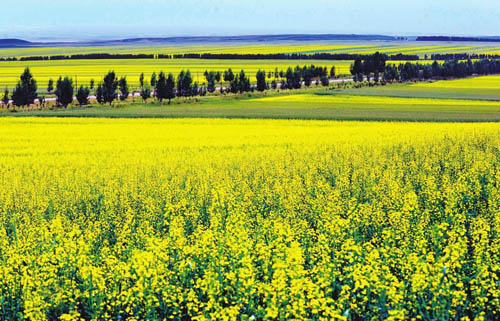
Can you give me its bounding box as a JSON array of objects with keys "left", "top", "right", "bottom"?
[{"left": 0, "top": 34, "right": 398, "bottom": 48}]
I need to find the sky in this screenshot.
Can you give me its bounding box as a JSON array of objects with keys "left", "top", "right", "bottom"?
[{"left": 4, "top": 0, "right": 500, "bottom": 41}]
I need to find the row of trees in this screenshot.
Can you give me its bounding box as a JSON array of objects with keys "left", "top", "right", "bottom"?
[
  {"left": 350, "top": 54, "right": 500, "bottom": 82},
  {"left": 429, "top": 53, "right": 500, "bottom": 61},
  {"left": 4, "top": 68, "right": 105, "bottom": 108},
  {"left": 381, "top": 59, "right": 500, "bottom": 82},
  {"left": 2, "top": 70, "right": 92, "bottom": 109},
  {"left": 4, "top": 64, "right": 335, "bottom": 109},
  {"left": 173, "top": 52, "right": 420, "bottom": 61},
  {"left": 139, "top": 70, "right": 202, "bottom": 104},
  {"left": 350, "top": 52, "right": 387, "bottom": 81},
  {"left": 8, "top": 51, "right": 500, "bottom": 63},
  {"left": 4, "top": 52, "right": 420, "bottom": 62}
]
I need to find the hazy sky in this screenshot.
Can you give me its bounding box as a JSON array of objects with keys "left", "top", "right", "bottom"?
[{"left": 5, "top": 0, "right": 500, "bottom": 40}]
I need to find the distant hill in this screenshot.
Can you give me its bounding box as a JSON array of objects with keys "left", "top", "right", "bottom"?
[
  {"left": 108, "top": 34, "right": 398, "bottom": 44},
  {"left": 417, "top": 36, "right": 500, "bottom": 43},
  {"left": 0, "top": 34, "right": 399, "bottom": 48},
  {"left": 5, "top": 35, "right": 500, "bottom": 49},
  {"left": 0, "top": 39, "right": 33, "bottom": 48}
]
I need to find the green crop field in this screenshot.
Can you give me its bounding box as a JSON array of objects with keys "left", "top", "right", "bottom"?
[
  {"left": 341, "top": 75, "right": 500, "bottom": 101},
  {"left": 6, "top": 75, "right": 500, "bottom": 122}
]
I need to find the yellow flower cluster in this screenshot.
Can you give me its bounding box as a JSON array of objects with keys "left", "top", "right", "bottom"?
[{"left": 0, "top": 118, "right": 499, "bottom": 320}]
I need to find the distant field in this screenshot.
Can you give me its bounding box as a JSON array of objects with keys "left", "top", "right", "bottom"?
[
  {"left": 342, "top": 75, "right": 500, "bottom": 101},
  {"left": 2, "top": 41, "right": 500, "bottom": 58},
  {"left": 0, "top": 58, "right": 349, "bottom": 90},
  {"left": 0, "top": 41, "right": 493, "bottom": 91}
]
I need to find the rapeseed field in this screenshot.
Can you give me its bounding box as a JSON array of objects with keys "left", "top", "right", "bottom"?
[
  {"left": 411, "top": 75, "right": 500, "bottom": 90},
  {"left": 0, "top": 118, "right": 499, "bottom": 320},
  {"left": 1, "top": 43, "right": 500, "bottom": 58}
]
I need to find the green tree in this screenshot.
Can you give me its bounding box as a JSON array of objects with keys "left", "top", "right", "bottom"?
[
  {"left": 55, "top": 76, "right": 74, "bottom": 108},
  {"left": 2, "top": 88, "right": 9, "bottom": 108},
  {"left": 150, "top": 72, "right": 157, "bottom": 98},
  {"left": 119, "top": 77, "right": 129, "bottom": 101},
  {"left": 230, "top": 70, "right": 250, "bottom": 94},
  {"left": 423, "top": 65, "right": 433, "bottom": 79},
  {"left": 370, "top": 52, "right": 386, "bottom": 82},
  {"left": 155, "top": 72, "right": 168, "bottom": 105},
  {"left": 330, "top": 66, "right": 336, "bottom": 78},
  {"left": 140, "top": 84, "right": 151, "bottom": 103},
  {"left": 256, "top": 70, "right": 267, "bottom": 92},
  {"left": 96, "top": 83, "right": 104, "bottom": 104},
  {"left": 150, "top": 72, "right": 157, "bottom": 88},
  {"left": 350, "top": 58, "right": 363, "bottom": 82},
  {"left": 191, "top": 82, "right": 199, "bottom": 96},
  {"left": 139, "top": 73, "right": 145, "bottom": 89},
  {"left": 205, "top": 71, "right": 216, "bottom": 93},
  {"left": 47, "top": 79, "right": 54, "bottom": 94},
  {"left": 432, "top": 61, "right": 440, "bottom": 76},
  {"left": 102, "top": 71, "right": 118, "bottom": 105},
  {"left": 165, "top": 73, "right": 175, "bottom": 104},
  {"left": 383, "top": 64, "right": 399, "bottom": 82},
  {"left": 285, "top": 67, "right": 294, "bottom": 89},
  {"left": 293, "top": 66, "right": 302, "bottom": 89},
  {"left": 320, "top": 75, "right": 329, "bottom": 87},
  {"left": 284, "top": 66, "right": 302, "bottom": 89},
  {"left": 76, "top": 86, "right": 90, "bottom": 106},
  {"left": 12, "top": 68, "right": 38, "bottom": 109},
  {"left": 303, "top": 66, "right": 312, "bottom": 87},
  {"left": 177, "top": 70, "right": 192, "bottom": 97},
  {"left": 223, "top": 69, "right": 234, "bottom": 82},
  {"left": 199, "top": 85, "right": 207, "bottom": 97},
  {"left": 89, "top": 79, "right": 95, "bottom": 90}
]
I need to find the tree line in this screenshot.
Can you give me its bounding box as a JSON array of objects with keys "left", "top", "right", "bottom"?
[
  {"left": 173, "top": 52, "right": 421, "bottom": 61},
  {"left": 352, "top": 58, "right": 500, "bottom": 82},
  {"left": 417, "top": 36, "right": 500, "bottom": 43},
  {"left": 428, "top": 53, "right": 500, "bottom": 61},
  {"left": 2, "top": 64, "right": 336, "bottom": 109},
  {"left": 6, "top": 51, "right": 500, "bottom": 63},
  {"left": 3, "top": 69, "right": 94, "bottom": 110},
  {"left": 9, "top": 51, "right": 500, "bottom": 63},
  {"left": 1, "top": 52, "right": 421, "bottom": 62},
  {"left": 349, "top": 52, "right": 387, "bottom": 82}
]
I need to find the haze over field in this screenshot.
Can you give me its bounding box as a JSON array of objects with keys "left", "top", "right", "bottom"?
[{"left": 3, "top": 0, "right": 500, "bottom": 41}]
